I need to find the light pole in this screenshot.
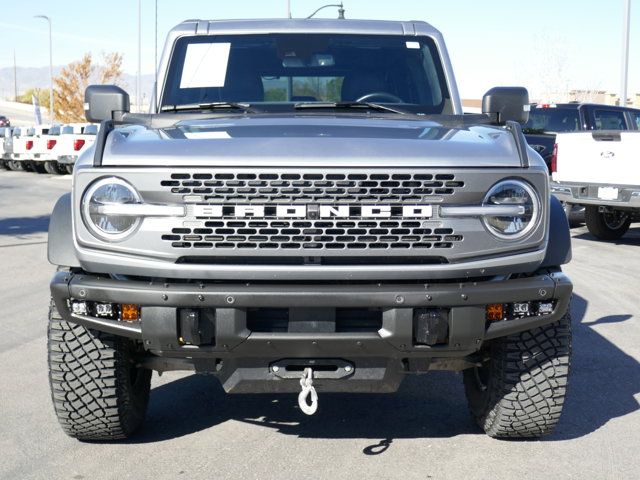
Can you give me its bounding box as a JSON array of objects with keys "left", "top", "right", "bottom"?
[
  {"left": 620, "top": 0, "right": 631, "bottom": 106},
  {"left": 137, "top": 0, "right": 142, "bottom": 113},
  {"left": 34, "top": 15, "right": 54, "bottom": 123}
]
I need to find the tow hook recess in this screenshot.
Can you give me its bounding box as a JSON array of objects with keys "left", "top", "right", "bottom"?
[{"left": 298, "top": 368, "right": 318, "bottom": 415}]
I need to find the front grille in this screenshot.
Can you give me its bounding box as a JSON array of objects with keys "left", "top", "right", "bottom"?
[
  {"left": 162, "top": 219, "right": 463, "bottom": 251},
  {"left": 160, "top": 172, "right": 464, "bottom": 203},
  {"left": 157, "top": 169, "right": 466, "bottom": 254}
]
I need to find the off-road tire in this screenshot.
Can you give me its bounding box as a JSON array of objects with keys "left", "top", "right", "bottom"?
[
  {"left": 44, "top": 161, "right": 60, "bottom": 175},
  {"left": 463, "top": 310, "right": 571, "bottom": 438},
  {"left": 64, "top": 164, "right": 74, "bottom": 174},
  {"left": 585, "top": 205, "right": 630, "bottom": 240},
  {"left": 47, "top": 298, "right": 151, "bottom": 440}
]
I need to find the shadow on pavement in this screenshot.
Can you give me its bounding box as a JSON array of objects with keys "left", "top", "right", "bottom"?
[
  {"left": 550, "top": 294, "right": 639, "bottom": 440},
  {"left": 572, "top": 226, "right": 640, "bottom": 246},
  {"left": 127, "top": 294, "right": 638, "bottom": 449},
  {"left": 0, "top": 215, "right": 50, "bottom": 236}
]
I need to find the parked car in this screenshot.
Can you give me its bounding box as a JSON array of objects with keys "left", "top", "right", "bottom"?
[
  {"left": 523, "top": 103, "right": 640, "bottom": 171},
  {"left": 551, "top": 130, "right": 640, "bottom": 240},
  {"left": 47, "top": 18, "right": 573, "bottom": 441},
  {"left": 54, "top": 123, "right": 99, "bottom": 174},
  {"left": 31, "top": 124, "right": 65, "bottom": 174},
  {"left": 524, "top": 103, "right": 640, "bottom": 226},
  {"left": 11, "top": 125, "right": 52, "bottom": 173},
  {"left": 5, "top": 127, "right": 25, "bottom": 171},
  {"left": 0, "top": 127, "right": 10, "bottom": 169}
]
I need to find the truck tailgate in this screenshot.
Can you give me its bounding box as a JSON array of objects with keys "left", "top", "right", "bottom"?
[{"left": 553, "top": 131, "right": 640, "bottom": 186}]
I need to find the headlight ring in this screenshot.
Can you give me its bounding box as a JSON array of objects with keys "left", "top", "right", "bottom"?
[
  {"left": 81, "top": 177, "right": 142, "bottom": 242},
  {"left": 482, "top": 179, "right": 540, "bottom": 240}
]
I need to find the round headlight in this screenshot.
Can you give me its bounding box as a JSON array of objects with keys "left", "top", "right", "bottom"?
[
  {"left": 483, "top": 179, "right": 540, "bottom": 240},
  {"left": 82, "top": 177, "right": 142, "bottom": 241}
]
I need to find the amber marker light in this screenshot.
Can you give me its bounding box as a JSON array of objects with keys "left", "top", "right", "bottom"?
[
  {"left": 486, "top": 304, "right": 504, "bottom": 322},
  {"left": 121, "top": 304, "right": 140, "bottom": 321}
]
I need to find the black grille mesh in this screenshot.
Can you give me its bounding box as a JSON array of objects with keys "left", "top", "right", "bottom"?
[
  {"left": 161, "top": 172, "right": 464, "bottom": 203},
  {"left": 162, "top": 219, "right": 463, "bottom": 251}
]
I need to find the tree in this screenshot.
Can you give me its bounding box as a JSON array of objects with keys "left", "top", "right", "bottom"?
[
  {"left": 16, "top": 88, "right": 50, "bottom": 107},
  {"left": 53, "top": 52, "right": 124, "bottom": 123}
]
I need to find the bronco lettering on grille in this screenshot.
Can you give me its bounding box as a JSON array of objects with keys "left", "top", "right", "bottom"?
[{"left": 191, "top": 204, "right": 433, "bottom": 219}]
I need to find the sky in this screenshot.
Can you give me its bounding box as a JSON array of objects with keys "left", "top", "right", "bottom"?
[{"left": 0, "top": 0, "right": 638, "bottom": 100}]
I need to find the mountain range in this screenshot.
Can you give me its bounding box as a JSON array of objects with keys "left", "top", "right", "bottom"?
[{"left": 0, "top": 66, "right": 155, "bottom": 102}]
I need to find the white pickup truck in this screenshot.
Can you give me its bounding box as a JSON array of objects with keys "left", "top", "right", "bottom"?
[
  {"left": 51, "top": 124, "right": 98, "bottom": 173},
  {"left": 551, "top": 130, "right": 640, "bottom": 240}
]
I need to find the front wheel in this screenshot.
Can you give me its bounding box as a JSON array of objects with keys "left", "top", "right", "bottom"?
[
  {"left": 585, "top": 205, "right": 630, "bottom": 240},
  {"left": 48, "top": 298, "right": 151, "bottom": 440},
  {"left": 463, "top": 310, "right": 571, "bottom": 438}
]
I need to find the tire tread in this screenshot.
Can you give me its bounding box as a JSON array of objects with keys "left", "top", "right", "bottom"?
[
  {"left": 464, "top": 311, "right": 572, "bottom": 438},
  {"left": 47, "top": 298, "right": 150, "bottom": 440}
]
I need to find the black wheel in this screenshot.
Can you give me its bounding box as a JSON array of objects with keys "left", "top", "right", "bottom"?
[
  {"left": 463, "top": 309, "right": 571, "bottom": 438},
  {"left": 32, "top": 162, "right": 47, "bottom": 174},
  {"left": 44, "top": 161, "right": 60, "bottom": 175},
  {"left": 22, "top": 161, "right": 36, "bottom": 172},
  {"left": 64, "top": 164, "right": 74, "bottom": 174},
  {"left": 48, "top": 297, "right": 151, "bottom": 440},
  {"left": 7, "top": 160, "right": 24, "bottom": 171},
  {"left": 0, "top": 160, "right": 10, "bottom": 170},
  {"left": 585, "top": 205, "right": 631, "bottom": 240}
]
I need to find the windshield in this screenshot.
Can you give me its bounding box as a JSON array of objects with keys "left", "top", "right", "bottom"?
[
  {"left": 523, "top": 107, "right": 581, "bottom": 133},
  {"left": 161, "top": 34, "right": 451, "bottom": 114}
]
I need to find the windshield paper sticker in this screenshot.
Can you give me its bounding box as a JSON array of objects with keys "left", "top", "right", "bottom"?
[{"left": 180, "top": 43, "right": 231, "bottom": 89}]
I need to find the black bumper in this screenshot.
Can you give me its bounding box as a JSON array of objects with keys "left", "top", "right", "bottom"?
[{"left": 51, "top": 270, "right": 572, "bottom": 393}]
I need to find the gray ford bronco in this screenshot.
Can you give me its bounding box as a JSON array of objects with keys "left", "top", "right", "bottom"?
[{"left": 47, "top": 18, "right": 573, "bottom": 440}]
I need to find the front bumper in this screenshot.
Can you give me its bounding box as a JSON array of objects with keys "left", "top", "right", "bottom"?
[
  {"left": 51, "top": 270, "right": 572, "bottom": 393},
  {"left": 552, "top": 181, "right": 640, "bottom": 209}
]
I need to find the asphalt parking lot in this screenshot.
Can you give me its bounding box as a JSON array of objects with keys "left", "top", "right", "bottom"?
[{"left": 0, "top": 170, "right": 638, "bottom": 480}]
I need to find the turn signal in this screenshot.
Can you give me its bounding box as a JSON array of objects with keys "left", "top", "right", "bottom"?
[
  {"left": 486, "top": 304, "right": 504, "bottom": 322},
  {"left": 120, "top": 304, "right": 140, "bottom": 322}
]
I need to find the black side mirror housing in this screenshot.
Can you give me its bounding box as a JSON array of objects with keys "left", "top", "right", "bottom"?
[
  {"left": 84, "top": 85, "right": 130, "bottom": 123},
  {"left": 482, "top": 87, "right": 529, "bottom": 125}
]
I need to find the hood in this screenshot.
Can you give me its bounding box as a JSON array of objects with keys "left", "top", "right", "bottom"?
[{"left": 100, "top": 116, "right": 523, "bottom": 168}]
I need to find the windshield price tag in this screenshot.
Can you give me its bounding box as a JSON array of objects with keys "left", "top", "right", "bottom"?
[{"left": 180, "top": 43, "right": 231, "bottom": 89}]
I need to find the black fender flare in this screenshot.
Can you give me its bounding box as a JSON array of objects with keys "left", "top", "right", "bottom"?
[
  {"left": 540, "top": 195, "right": 572, "bottom": 268},
  {"left": 48, "top": 193, "right": 80, "bottom": 268}
]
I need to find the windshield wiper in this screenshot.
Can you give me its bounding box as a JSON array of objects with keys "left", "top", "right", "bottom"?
[
  {"left": 294, "top": 101, "right": 411, "bottom": 115},
  {"left": 160, "top": 102, "right": 257, "bottom": 113}
]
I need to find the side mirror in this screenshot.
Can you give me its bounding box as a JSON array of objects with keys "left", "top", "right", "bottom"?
[
  {"left": 84, "top": 85, "right": 130, "bottom": 123},
  {"left": 482, "top": 87, "right": 529, "bottom": 125}
]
